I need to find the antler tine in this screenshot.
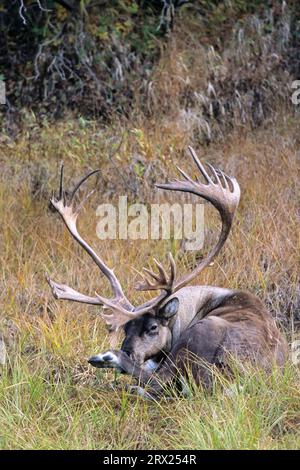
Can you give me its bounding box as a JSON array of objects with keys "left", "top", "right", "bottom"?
[
  {"left": 59, "top": 163, "right": 64, "bottom": 200},
  {"left": 168, "top": 252, "right": 176, "bottom": 284},
  {"left": 176, "top": 166, "right": 194, "bottom": 183},
  {"left": 206, "top": 162, "right": 221, "bottom": 186},
  {"left": 46, "top": 275, "right": 102, "bottom": 305},
  {"left": 216, "top": 168, "right": 229, "bottom": 189},
  {"left": 188, "top": 146, "right": 212, "bottom": 184},
  {"left": 142, "top": 268, "right": 161, "bottom": 283},
  {"left": 135, "top": 252, "right": 176, "bottom": 294},
  {"left": 153, "top": 258, "right": 168, "bottom": 281},
  {"left": 70, "top": 169, "right": 100, "bottom": 203}
]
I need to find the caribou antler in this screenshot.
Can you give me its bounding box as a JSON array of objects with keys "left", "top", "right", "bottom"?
[
  {"left": 155, "top": 146, "right": 240, "bottom": 292},
  {"left": 99, "top": 147, "right": 240, "bottom": 329},
  {"left": 47, "top": 165, "right": 170, "bottom": 331},
  {"left": 47, "top": 165, "right": 134, "bottom": 315},
  {"left": 135, "top": 252, "right": 176, "bottom": 293},
  {"left": 47, "top": 276, "right": 102, "bottom": 305}
]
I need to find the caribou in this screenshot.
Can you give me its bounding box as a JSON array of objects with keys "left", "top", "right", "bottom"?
[{"left": 47, "top": 147, "right": 288, "bottom": 397}]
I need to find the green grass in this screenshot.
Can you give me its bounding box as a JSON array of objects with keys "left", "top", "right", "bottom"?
[{"left": 0, "top": 344, "right": 299, "bottom": 449}]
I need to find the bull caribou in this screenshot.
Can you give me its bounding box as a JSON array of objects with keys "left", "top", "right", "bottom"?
[{"left": 47, "top": 147, "right": 288, "bottom": 397}]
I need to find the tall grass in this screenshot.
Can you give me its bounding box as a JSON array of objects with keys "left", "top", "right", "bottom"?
[
  {"left": 0, "top": 346, "right": 299, "bottom": 449},
  {"left": 0, "top": 109, "right": 299, "bottom": 449}
]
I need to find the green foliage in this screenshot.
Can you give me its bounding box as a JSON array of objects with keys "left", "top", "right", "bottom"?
[{"left": 0, "top": 1, "right": 299, "bottom": 128}]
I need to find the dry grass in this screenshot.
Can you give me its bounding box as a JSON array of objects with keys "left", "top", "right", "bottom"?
[{"left": 0, "top": 109, "right": 299, "bottom": 449}]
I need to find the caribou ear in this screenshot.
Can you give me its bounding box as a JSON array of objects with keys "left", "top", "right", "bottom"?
[{"left": 158, "top": 297, "right": 179, "bottom": 322}]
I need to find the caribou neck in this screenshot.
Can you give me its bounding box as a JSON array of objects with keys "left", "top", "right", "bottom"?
[{"left": 166, "top": 285, "right": 233, "bottom": 347}]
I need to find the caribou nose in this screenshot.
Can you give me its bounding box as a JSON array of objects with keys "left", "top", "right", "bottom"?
[{"left": 88, "top": 355, "right": 102, "bottom": 367}]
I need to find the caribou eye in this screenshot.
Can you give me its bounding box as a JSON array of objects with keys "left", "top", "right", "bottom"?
[{"left": 148, "top": 324, "right": 158, "bottom": 333}]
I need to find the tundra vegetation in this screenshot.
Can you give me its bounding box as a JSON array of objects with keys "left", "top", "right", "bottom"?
[{"left": 0, "top": 0, "right": 299, "bottom": 449}]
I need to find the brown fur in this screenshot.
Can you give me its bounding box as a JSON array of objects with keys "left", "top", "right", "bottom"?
[{"left": 91, "top": 289, "right": 288, "bottom": 397}]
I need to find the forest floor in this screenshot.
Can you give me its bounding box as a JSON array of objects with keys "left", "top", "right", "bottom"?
[{"left": 0, "top": 111, "right": 299, "bottom": 449}]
